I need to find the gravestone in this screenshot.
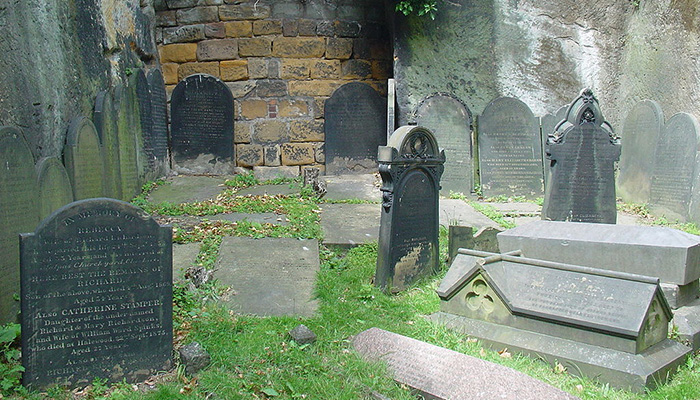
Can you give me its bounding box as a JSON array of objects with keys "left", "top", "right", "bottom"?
[
  {"left": 617, "top": 100, "right": 664, "bottom": 204},
  {"left": 431, "top": 250, "right": 690, "bottom": 392},
  {"left": 36, "top": 157, "right": 74, "bottom": 220},
  {"left": 133, "top": 70, "right": 154, "bottom": 174},
  {"left": 353, "top": 328, "right": 580, "bottom": 400},
  {"left": 115, "top": 85, "right": 141, "bottom": 200},
  {"left": 20, "top": 198, "right": 173, "bottom": 389},
  {"left": 171, "top": 74, "right": 234, "bottom": 174},
  {"left": 649, "top": 112, "right": 700, "bottom": 221},
  {"left": 148, "top": 69, "right": 170, "bottom": 177},
  {"left": 387, "top": 78, "right": 396, "bottom": 141},
  {"left": 325, "top": 82, "right": 387, "bottom": 174},
  {"left": 542, "top": 89, "right": 621, "bottom": 224},
  {"left": 63, "top": 116, "right": 105, "bottom": 200},
  {"left": 448, "top": 225, "right": 501, "bottom": 264},
  {"left": 376, "top": 126, "right": 445, "bottom": 292},
  {"left": 0, "top": 127, "right": 40, "bottom": 323},
  {"left": 94, "top": 90, "right": 122, "bottom": 199},
  {"left": 414, "top": 93, "right": 473, "bottom": 195},
  {"left": 540, "top": 105, "right": 568, "bottom": 188},
  {"left": 478, "top": 97, "right": 543, "bottom": 198}
]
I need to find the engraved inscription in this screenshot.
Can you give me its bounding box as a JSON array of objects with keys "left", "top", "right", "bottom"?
[{"left": 148, "top": 70, "right": 169, "bottom": 162}]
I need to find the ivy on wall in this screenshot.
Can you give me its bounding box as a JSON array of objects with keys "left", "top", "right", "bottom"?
[{"left": 395, "top": 0, "right": 438, "bottom": 19}]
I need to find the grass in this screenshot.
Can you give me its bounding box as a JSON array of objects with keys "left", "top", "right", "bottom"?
[
  {"left": 5, "top": 178, "right": 700, "bottom": 399},
  {"left": 617, "top": 202, "right": 700, "bottom": 235}
]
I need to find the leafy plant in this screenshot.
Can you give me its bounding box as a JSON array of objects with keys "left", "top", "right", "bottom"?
[
  {"left": 396, "top": 0, "right": 438, "bottom": 19},
  {"left": 0, "top": 323, "right": 23, "bottom": 395}
]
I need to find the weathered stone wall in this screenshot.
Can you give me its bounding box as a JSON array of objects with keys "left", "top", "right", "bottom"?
[
  {"left": 394, "top": 0, "right": 700, "bottom": 130},
  {"left": 155, "top": 0, "right": 392, "bottom": 173},
  {"left": 0, "top": 0, "right": 158, "bottom": 159}
]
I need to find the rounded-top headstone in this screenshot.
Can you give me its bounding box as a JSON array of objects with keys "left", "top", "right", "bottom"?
[
  {"left": 325, "top": 82, "right": 387, "bottom": 174},
  {"left": 115, "top": 84, "right": 142, "bottom": 200},
  {"left": 64, "top": 116, "right": 105, "bottom": 200},
  {"left": 0, "top": 126, "right": 39, "bottom": 323},
  {"left": 94, "top": 89, "right": 122, "bottom": 199},
  {"left": 35, "top": 157, "right": 74, "bottom": 220},
  {"left": 617, "top": 100, "right": 664, "bottom": 204}
]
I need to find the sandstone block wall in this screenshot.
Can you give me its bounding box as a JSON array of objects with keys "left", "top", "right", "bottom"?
[{"left": 155, "top": 0, "right": 392, "bottom": 173}]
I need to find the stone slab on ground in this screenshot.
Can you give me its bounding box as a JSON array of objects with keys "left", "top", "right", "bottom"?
[
  {"left": 321, "top": 203, "right": 380, "bottom": 247},
  {"left": 323, "top": 174, "right": 380, "bottom": 202},
  {"left": 205, "top": 212, "right": 289, "bottom": 226},
  {"left": 439, "top": 199, "right": 501, "bottom": 229},
  {"left": 149, "top": 175, "right": 231, "bottom": 204},
  {"left": 352, "top": 328, "right": 580, "bottom": 400},
  {"left": 172, "top": 242, "right": 201, "bottom": 281},
  {"left": 235, "top": 184, "right": 300, "bottom": 197},
  {"left": 672, "top": 298, "right": 700, "bottom": 350},
  {"left": 428, "top": 312, "right": 690, "bottom": 393},
  {"left": 487, "top": 202, "right": 541, "bottom": 215},
  {"left": 216, "top": 237, "right": 319, "bottom": 317}
]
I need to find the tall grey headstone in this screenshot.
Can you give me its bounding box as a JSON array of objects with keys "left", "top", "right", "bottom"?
[
  {"left": 387, "top": 78, "right": 396, "bottom": 141},
  {"left": 63, "top": 116, "right": 105, "bottom": 200},
  {"left": 540, "top": 105, "right": 568, "bottom": 188},
  {"left": 133, "top": 70, "right": 155, "bottom": 174},
  {"left": 20, "top": 199, "right": 172, "bottom": 389},
  {"left": 0, "top": 127, "right": 40, "bottom": 324},
  {"left": 542, "top": 89, "right": 621, "bottom": 224},
  {"left": 478, "top": 97, "right": 543, "bottom": 198},
  {"left": 414, "top": 93, "right": 473, "bottom": 196},
  {"left": 115, "top": 85, "right": 141, "bottom": 200},
  {"left": 376, "top": 126, "right": 445, "bottom": 292},
  {"left": 649, "top": 112, "right": 700, "bottom": 221},
  {"left": 325, "top": 82, "right": 387, "bottom": 174},
  {"left": 148, "top": 69, "right": 170, "bottom": 177},
  {"left": 36, "top": 157, "right": 74, "bottom": 220},
  {"left": 617, "top": 100, "right": 664, "bottom": 204},
  {"left": 171, "top": 74, "right": 234, "bottom": 174},
  {"left": 94, "top": 90, "right": 122, "bottom": 199}
]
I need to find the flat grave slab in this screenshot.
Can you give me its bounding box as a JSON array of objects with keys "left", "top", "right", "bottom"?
[
  {"left": 205, "top": 212, "right": 289, "bottom": 226},
  {"left": 486, "top": 202, "right": 540, "bottom": 216},
  {"left": 672, "top": 298, "right": 700, "bottom": 349},
  {"left": 321, "top": 204, "right": 380, "bottom": 247},
  {"left": 352, "top": 328, "right": 579, "bottom": 400},
  {"left": 148, "top": 175, "right": 231, "bottom": 204},
  {"left": 216, "top": 237, "right": 319, "bottom": 317},
  {"left": 172, "top": 242, "right": 201, "bottom": 281},
  {"left": 234, "top": 184, "right": 300, "bottom": 197},
  {"left": 323, "top": 174, "right": 380, "bottom": 202},
  {"left": 439, "top": 199, "right": 500, "bottom": 229}
]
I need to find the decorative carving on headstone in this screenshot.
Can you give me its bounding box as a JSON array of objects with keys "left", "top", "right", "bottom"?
[
  {"left": 542, "top": 89, "right": 621, "bottom": 224},
  {"left": 376, "top": 126, "right": 445, "bottom": 292}
]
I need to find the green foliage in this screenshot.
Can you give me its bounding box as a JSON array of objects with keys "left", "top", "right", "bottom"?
[
  {"left": 224, "top": 172, "right": 259, "bottom": 189},
  {"left": 0, "top": 323, "right": 23, "bottom": 395},
  {"left": 395, "top": 0, "right": 438, "bottom": 19}
]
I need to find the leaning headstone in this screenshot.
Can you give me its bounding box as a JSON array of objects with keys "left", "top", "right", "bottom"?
[
  {"left": 617, "top": 100, "right": 664, "bottom": 204},
  {"left": 353, "top": 328, "right": 580, "bottom": 400},
  {"left": 35, "top": 157, "right": 74, "bottom": 220},
  {"left": 649, "top": 112, "right": 700, "bottom": 221},
  {"left": 115, "top": 85, "right": 141, "bottom": 200},
  {"left": 148, "top": 69, "right": 170, "bottom": 177},
  {"left": 376, "top": 126, "right": 445, "bottom": 292},
  {"left": 325, "top": 82, "right": 387, "bottom": 174},
  {"left": 542, "top": 89, "right": 621, "bottom": 224},
  {"left": 133, "top": 70, "right": 155, "bottom": 175},
  {"left": 431, "top": 250, "right": 690, "bottom": 392},
  {"left": 478, "top": 97, "right": 543, "bottom": 198},
  {"left": 414, "top": 93, "right": 473, "bottom": 196},
  {"left": 126, "top": 74, "right": 149, "bottom": 185},
  {"left": 63, "top": 116, "right": 105, "bottom": 200},
  {"left": 20, "top": 198, "right": 173, "bottom": 389},
  {"left": 0, "top": 127, "right": 40, "bottom": 323},
  {"left": 94, "top": 90, "right": 122, "bottom": 199},
  {"left": 171, "top": 74, "right": 234, "bottom": 174}
]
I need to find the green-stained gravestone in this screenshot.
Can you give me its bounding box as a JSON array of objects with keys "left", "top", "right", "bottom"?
[
  {"left": 148, "top": 69, "right": 169, "bottom": 177},
  {"left": 127, "top": 73, "right": 149, "bottom": 186},
  {"left": 617, "top": 100, "right": 664, "bottom": 204},
  {"left": 650, "top": 112, "right": 700, "bottom": 222},
  {"left": 478, "top": 97, "right": 543, "bottom": 199},
  {"left": 0, "top": 127, "right": 39, "bottom": 323},
  {"left": 414, "top": 93, "right": 473, "bottom": 196},
  {"left": 36, "top": 157, "right": 74, "bottom": 220},
  {"left": 63, "top": 116, "right": 105, "bottom": 200},
  {"left": 115, "top": 85, "right": 141, "bottom": 201},
  {"left": 94, "top": 90, "right": 122, "bottom": 199}
]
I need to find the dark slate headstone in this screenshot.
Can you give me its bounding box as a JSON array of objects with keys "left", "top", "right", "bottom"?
[
  {"left": 540, "top": 105, "right": 568, "bottom": 188},
  {"left": 115, "top": 85, "right": 141, "bottom": 200},
  {"left": 148, "top": 69, "right": 170, "bottom": 176},
  {"left": 376, "top": 126, "right": 445, "bottom": 292},
  {"left": 617, "top": 100, "right": 664, "bottom": 204},
  {"left": 171, "top": 74, "right": 234, "bottom": 167},
  {"left": 94, "top": 90, "right": 122, "bottom": 199},
  {"left": 63, "top": 116, "right": 105, "bottom": 200},
  {"left": 36, "top": 157, "right": 74, "bottom": 220},
  {"left": 325, "top": 82, "right": 387, "bottom": 174},
  {"left": 0, "top": 127, "right": 39, "bottom": 323},
  {"left": 649, "top": 112, "right": 699, "bottom": 221},
  {"left": 20, "top": 198, "right": 172, "bottom": 389},
  {"left": 542, "top": 89, "right": 621, "bottom": 224},
  {"left": 477, "top": 97, "right": 543, "bottom": 198},
  {"left": 414, "top": 93, "right": 473, "bottom": 195}
]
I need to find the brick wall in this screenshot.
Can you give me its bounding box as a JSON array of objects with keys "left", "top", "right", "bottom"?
[{"left": 154, "top": 0, "right": 392, "bottom": 174}]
